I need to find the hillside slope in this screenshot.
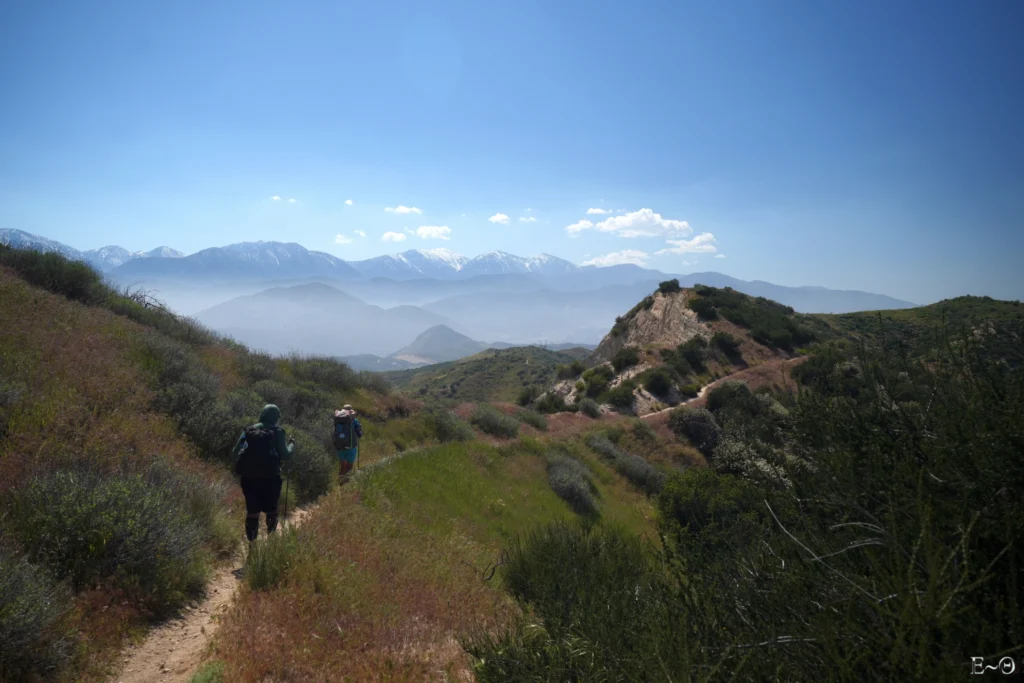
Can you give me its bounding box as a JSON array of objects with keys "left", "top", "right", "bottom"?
[
  {"left": 541, "top": 282, "right": 815, "bottom": 416},
  {"left": 383, "top": 346, "right": 591, "bottom": 403},
  {"left": 390, "top": 324, "right": 490, "bottom": 364}
]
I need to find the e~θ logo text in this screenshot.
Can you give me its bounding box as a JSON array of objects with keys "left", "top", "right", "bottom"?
[{"left": 971, "top": 657, "right": 1017, "bottom": 676}]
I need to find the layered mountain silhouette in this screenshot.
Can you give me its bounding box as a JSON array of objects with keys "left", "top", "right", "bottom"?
[
  {"left": 193, "top": 282, "right": 456, "bottom": 357},
  {"left": 2, "top": 228, "right": 919, "bottom": 354}
]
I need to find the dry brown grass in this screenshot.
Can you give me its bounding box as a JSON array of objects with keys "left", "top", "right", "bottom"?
[
  {"left": 211, "top": 488, "right": 513, "bottom": 681},
  {"left": 0, "top": 273, "right": 241, "bottom": 680}
]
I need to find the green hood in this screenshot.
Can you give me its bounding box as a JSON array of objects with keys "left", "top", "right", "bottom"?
[{"left": 259, "top": 404, "right": 281, "bottom": 427}]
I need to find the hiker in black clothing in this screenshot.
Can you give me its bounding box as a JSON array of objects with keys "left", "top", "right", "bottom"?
[{"left": 231, "top": 404, "right": 295, "bottom": 541}]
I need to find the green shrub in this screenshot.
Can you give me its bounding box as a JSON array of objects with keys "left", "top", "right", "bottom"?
[
  {"left": 0, "top": 245, "right": 107, "bottom": 305},
  {"left": 516, "top": 385, "right": 541, "bottom": 406},
  {"left": 287, "top": 355, "right": 361, "bottom": 392},
  {"left": 465, "top": 522, "right": 682, "bottom": 681},
  {"left": 426, "top": 408, "right": 475, "bottom": 442},
  {"left": 679, "top": 383, "right": 700, "bottom": 398},
  {"left": 711, "top": 331, "right": 742, "bottom": 359},
  {"left": 188, "top": 661, "right": 227, "bottom": 683},
  {"left": 667, "top": 406, "right": 721, "bottom": 456},
  {"left": 245, "top": 527, "right": 303, "bottom": 591},
  {"left": 678, "top": 336, "right": 708, "bottom": 371},
  {"left": 579, "top": 399, "right": 601, "bottom": 418},
  {"left": 643, "top": 366, "right": 674, "bottom": 395},
  {"left": 632, "top": 418, "right": 656, "bottom": 442},
  {"left": 604, "top": 382, "right": 636, "bottom": 409},
  {"left": 688, "top": 296, "right": 718, "bottom": 320},
  {"left": 0, "top": 551, "right": 74, "bottom": 681},
  {"left": 705, "top": 379, "right": 754, "bottom": 414},
  {"left": 556, "top": 360, "right": 585, "bottom": 379},
  {"left": 657, "top": 468, "right": 768, "bottom": 577},
  {"left": 251, "top": 380, "right": 294, "bottom": 415},
  {"left": 285, "top": 429, "right": 335, "bottom": 504},
  {"left": 470, "top": 405, "right": 520, "bottom": 439},
  {"left": 534, "top": 392, "right": 567, "bottom": 414},
  {"left": 546, "top": 457, "right": 598, "bottom": 516},
  {"left": 516, "top": 410, "right": 548, "bottom": 431},
  {"left": 11, "top": 468, "right": 207, "bottom": 614},
  {"left": 236, "top": 350, "right": 279, "bottom": 382},
  {"left": 582, "top": 365, "right": 614, "bottom": 397},
  {"left": 658, "top": 278, "right": 681, "bottom": 294},
  {"left": 584, "top": 434, "right": 665, "bottom": 494},
  {"left": 611, "top": 347, "right": 640, "bottom": 372}
]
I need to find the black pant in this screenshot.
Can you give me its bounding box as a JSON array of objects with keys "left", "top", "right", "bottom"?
[{"left": 241, "top": 476, "right": 282, "bottom": 540}]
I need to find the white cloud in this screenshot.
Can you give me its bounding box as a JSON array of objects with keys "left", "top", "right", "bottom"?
[
  {"left": 345, "top": 199, "right": 353, "bottom": 206},
  {"left": 655, "top": 232, "right": 718, "bottom": 255},
  {"left": 714, "top": 254, "right": 726, "bottom": 259},
  {"left": 334, "top": 234, "right": 353, "bottom": 245},
  {"left": 382, "top": 231, "right": 407, "bottom": 242},
  {"left": 271, "top": 196, "right": 282, "bottom": 201},
  {"left": 565, "top": 219, "right": 594, "bottom": 236},
  {"left": 586, "top": 208, "right": 612, "bottom": 215},
  {"left": 355, "top": 230, "right": 367, "bottom": 238},
  {"left": 488, "top": 213, "right": 510, "bottom": 224},
  {"left": 582, "top": 250, "right": 651, "bottom": 267},
  {"left": 385, "top": 205, "right": 423, "bottom": 215},
  {"left": 592, "top": 208, "right": 690, "bottom": 238},
  {"left": 416, "top": 225, "right": 451, "bottom": 240},
  {"left": 519, "top": 216, "right": 537, "bottom": 223},
  {"left": 288, "top": 198, "right": 298, "bottom": 203},
  {"left": 525, "top": 207, "right": 533, "bottom": 213}
]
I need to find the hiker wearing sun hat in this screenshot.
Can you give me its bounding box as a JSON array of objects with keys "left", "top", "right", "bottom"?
[{"left": 332, "top": 404, "right": 363, "bottom": 483}]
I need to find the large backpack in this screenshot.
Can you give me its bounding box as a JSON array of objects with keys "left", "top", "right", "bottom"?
[
  {"left": 235, "top": 425, "right": 281, "bottom": 478},
  {"left": 332, "top": 412, "right": 357, "bottom": 450}
]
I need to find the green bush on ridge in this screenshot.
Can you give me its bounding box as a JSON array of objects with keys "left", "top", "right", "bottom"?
[
  {"left": 546, "top": 456, "right": 598, "bottom": 516},
  {"left": 10, "top": 467, "right": 209, "bottom": 614},
  {"left": 0, "top": 550, "right": 75, "bottom": 681},
  {"left": 470, "top": 405, "right": 520, "bottom": 439}
]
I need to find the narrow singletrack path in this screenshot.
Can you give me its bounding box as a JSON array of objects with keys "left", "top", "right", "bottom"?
[{"left": 111, "top": 506, "right": 315, "bottom": 683}]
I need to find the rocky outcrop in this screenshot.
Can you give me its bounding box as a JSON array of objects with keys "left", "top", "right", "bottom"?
[{"left": 590, "top": 291, "right": 710, "bottom": 365}]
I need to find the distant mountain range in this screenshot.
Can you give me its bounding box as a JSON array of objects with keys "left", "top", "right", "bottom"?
[
  {"left": 1, "top": 229, "right": 918, "bottom": 337},
  {"left": 0, "top": 228, "right": 184, "bottom": 272},
  {"left": 193, "top": 282, "right": 456, "bottom": 357}
]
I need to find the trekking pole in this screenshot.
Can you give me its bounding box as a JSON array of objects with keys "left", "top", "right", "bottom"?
[{"left": 282, "top": 472, "right": 289, "bottom": 529}]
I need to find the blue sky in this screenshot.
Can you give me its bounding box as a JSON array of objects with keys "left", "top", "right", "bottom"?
[{"left": 1, "top": 0, "right": 1022, "bottom": 304}]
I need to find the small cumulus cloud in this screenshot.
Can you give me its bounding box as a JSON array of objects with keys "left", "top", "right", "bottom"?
[
  {"left": 592, "top": 208, "right": 690, "bottom": 238},
  {"left": 288, "top": 198, "right": 298, "bottom": 203},
  {"left": 416, "top": 225, "right": 451, "bottom": 240},
  {"left": 334, "top": 234, "right": 353, "bottom": 245},
  {"left": 565, "top": 219, "right": 594, "bottom": 236},
  {"left": 382, "top": 231, "right": 408, "bottom": 242},
  {"left": 271, "top": 196, "right": 282, "bottom": 201},
  {"left": 355, "top": 230, "right": 367, "bottom": 238},
  {"left": 656, "top": 232, "right": 718, "bottom": 256},
  {"left": 385, "top": 205, "right": 423, "bottom": 215},
  {"left": 586, "top": 208, "right": 612, "bottom": 215},
  {"left": 345, "top": 199, "right": 353, "bottom": 206},
  {"left": 582, "top": 250, "right": 651, "bottom": 267},
  {"left": 488, "top": 213, "right": 510, "bottom": 224},
  {"left": 519, "top": 216, "right": 537, "bottom": 223},
  {"left": 714, "top": 254, "right": 726, "bottom": 259}
]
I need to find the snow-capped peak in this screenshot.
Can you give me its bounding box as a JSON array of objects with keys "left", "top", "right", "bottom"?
[{"left": 416, "top": 248, "right": 468, "bottom": 271}]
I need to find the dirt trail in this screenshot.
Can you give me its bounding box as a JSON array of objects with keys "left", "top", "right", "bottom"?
[
  {"left": 111, "top": 506, "right": 315, "bottom": 683},
  {"left": 640, "top": 357, "right": 806, "bottom": 420}
]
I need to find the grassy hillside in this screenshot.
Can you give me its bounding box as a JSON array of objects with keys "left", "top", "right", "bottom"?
[
  {"left": 382, "top": 346, "right": 591, "bottom": 403},
  {"left": 0, "top": 246, "right": 403, "bottom": 681},
  {"left": 817, "top": 295, "right": 1023, "bottom": 364}
]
